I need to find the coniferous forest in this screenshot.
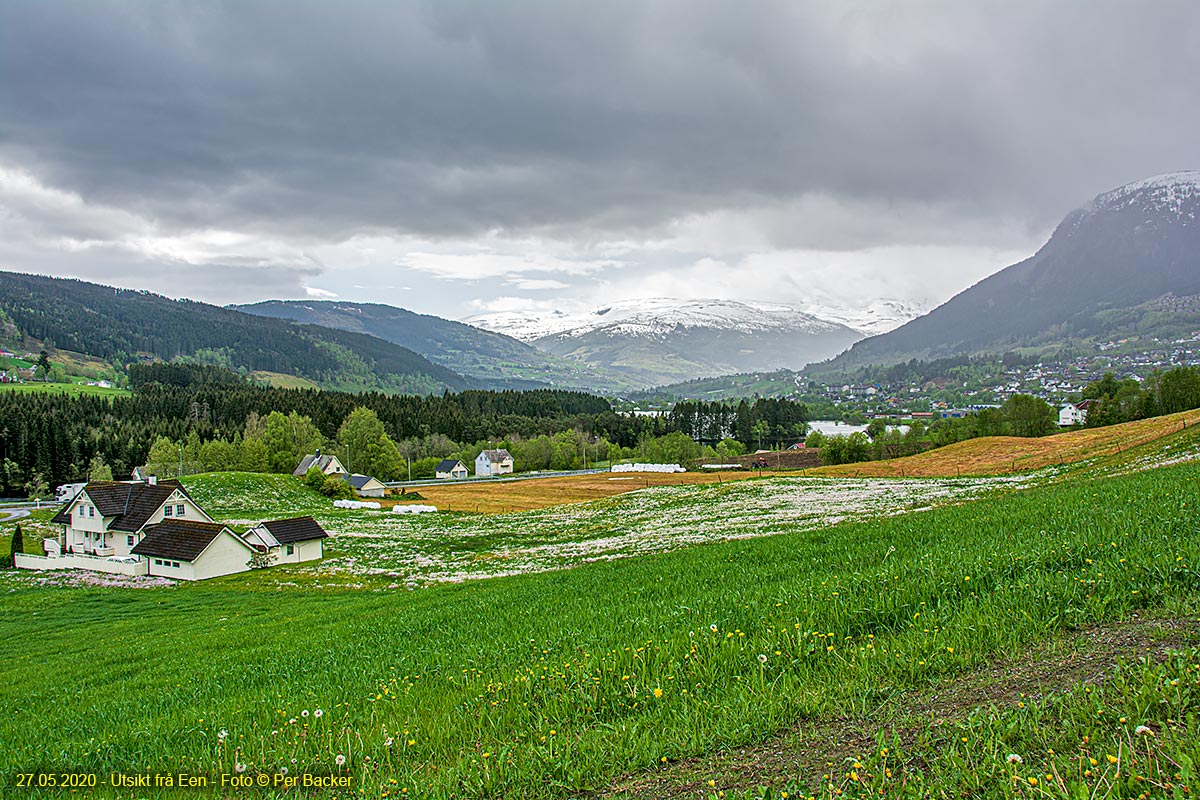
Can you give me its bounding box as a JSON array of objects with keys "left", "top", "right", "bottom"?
[{"left": 0, "top": 364, "right": 809, "bottom": 494}]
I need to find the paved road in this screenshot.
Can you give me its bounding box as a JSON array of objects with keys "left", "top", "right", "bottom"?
[{"left": 0, "top": 507, "right": 31, "bottom": 524}]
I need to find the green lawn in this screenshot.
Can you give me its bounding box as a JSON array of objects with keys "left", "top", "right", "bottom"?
[
  {"left": 0, "top": 380, "right": 129, "bottom": 398},
  {"left": 1, "top": 460, "right": 1197, "bottom": 798}
]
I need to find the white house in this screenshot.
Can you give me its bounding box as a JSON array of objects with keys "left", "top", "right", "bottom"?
[
  {"left": 49, "top": 478, "right": 214, "bottom": 558},
  {"left": 293, "top": 451, "right": 348, "bottom": 478},
  {"left": 1059, "top": 400, "right": 1096, "bottom": 427},
  {"left": 19, "top": 479, "right": 330, "bottom": 581},
  {"left": 475, "top": 449, "right": 514, "bottom": 477},
  {"left": 242, "top": 516, "right": 328, "bottom": 564},
  {"left": 435, "top": 459, "right": 469, "bottom": 479},
  {"left": 132, "top": 519, "right": 259, "bottom": 580},
  {"left": 341, "top": 473, "right": 387, "bottom": 498}
]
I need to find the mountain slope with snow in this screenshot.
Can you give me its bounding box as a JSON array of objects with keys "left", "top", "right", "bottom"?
[
  {"left": 814, "top": 171, "right": 1200, "bottom": 372},
  {"left": 473, "top": 298, "right": 865, "bottom": 388}
]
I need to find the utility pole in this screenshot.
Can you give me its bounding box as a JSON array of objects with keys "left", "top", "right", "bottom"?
[{"left": 178, "top": 443, "right": 183, "bottom": 477}]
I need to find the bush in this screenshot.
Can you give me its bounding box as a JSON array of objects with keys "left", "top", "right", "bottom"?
[
  {"left": 304, "top": 466, "right": 327, "bottom": 490},
  {"left": 318, "top": 475, "right": 357, "bottom": 500}
]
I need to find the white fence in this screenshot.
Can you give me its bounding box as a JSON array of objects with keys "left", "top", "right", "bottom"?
[{"left": 15, "top": 552, "right": 148, "bottom": 576}]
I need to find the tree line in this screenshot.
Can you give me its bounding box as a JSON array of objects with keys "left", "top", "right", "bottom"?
[{"left": 0, "top": 364, "right": 809, "bottom": 494}]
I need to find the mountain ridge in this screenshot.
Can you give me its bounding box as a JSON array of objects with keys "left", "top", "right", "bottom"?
[
  {"left": 811, "top": 171, "right": 1200, "bottom": 373},
  {"left": 0, "top": 271, "right": 469, "bottom": 394}
]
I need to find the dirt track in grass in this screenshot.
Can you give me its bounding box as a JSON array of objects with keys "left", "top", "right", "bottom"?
[{"left": 595, "top": 614, "right": 1198, "bottom": 799}]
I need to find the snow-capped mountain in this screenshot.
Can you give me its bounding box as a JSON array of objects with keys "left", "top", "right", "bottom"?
[
  {"left": 467, "top": 297, "right": 926, "bottom": 343},
  {"left": 471, "top": 298, "right": 867, "bottom": 388},
  {"left": 795, "top": 298, "right": 932, "bottom": 337},
  {"left": 819, "top": 171, "right": 1200, "bottom": 371}
]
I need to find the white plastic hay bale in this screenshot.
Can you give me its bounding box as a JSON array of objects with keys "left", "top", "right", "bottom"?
[
  {"left": 391, "top": 503, "right": 439, "bottom": 515},
  {"left": 333, "top": 499, "right": 383, "bottom": 510},
  {"left": 610, "top": 463, "right": 686, "bottom": 474}
]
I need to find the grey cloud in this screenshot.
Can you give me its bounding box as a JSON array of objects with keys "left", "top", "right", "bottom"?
[{"left": 2, "top": 0, "right": 1198, "bottom": 253}]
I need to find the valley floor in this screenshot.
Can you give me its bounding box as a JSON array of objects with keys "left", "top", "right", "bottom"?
[{"left": 1, "top": 416, "right": 1198, "bottom": 798}]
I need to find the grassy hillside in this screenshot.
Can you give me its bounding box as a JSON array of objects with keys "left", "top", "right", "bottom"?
[
  {"left": 1, "top": 455, "right": 1197, "bottom": 797},
  {"left": 810, "top": 407, "right": 1200, "bottom": 478},
  {"left": 0, "top": 271, "right": 469, "bottom": 393}
]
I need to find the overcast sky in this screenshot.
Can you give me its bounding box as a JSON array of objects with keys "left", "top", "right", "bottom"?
[{"left": 1, "top": 1, "right": 1197, "bottom": 324}]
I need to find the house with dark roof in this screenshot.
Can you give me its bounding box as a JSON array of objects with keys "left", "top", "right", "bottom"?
[
  {"left": 132, "top": 520, "right": 259, "bottom": 580},
  {"left": 292, "top": 451, "right": 347, "bottom": 478},
  {"left": 242, "top": 516, "right": 329, "bottom": 564},
  {"left": 435, "top": 459, "right": 468, "bottom": 479},
  {"left": 341, "top": 473, "right": 387, "bottom": 498},
  {"left": 474, "top": 449, "right": 514, "bottom": 477},
  {"left": 49, "top": 478, "right": 214, "bottom": 558}
]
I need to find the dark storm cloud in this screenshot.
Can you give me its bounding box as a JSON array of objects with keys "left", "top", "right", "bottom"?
[{"left": 1, "top": 0, "right": 1198, "bottom": 253}]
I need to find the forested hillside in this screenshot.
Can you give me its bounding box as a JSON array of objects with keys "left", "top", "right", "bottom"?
[
  {"left": 0, "top": 271, "right": 468, "bottom": 393},
  {"left": 0, "top": 364, "right": 810, "bottom": 493},
  {"left": 235, "top": 300, "right": 622, "bottom": 391}
]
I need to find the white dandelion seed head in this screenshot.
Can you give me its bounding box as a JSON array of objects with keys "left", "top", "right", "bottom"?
[
  {"left": 301, "top": 709, "right": 309, "bottom": 717},
  {"left": 1006, "top": 753, "right": 1023, "bottom": 764},
  {"left": 710, "top": 624, "right": 718, "bottom": 632},
  {"left": 235, "top": 763, "right": 246, "bottom": 773},
  {"left": 335, "top": 754, "right": 346, "bottom": 766},
  {"left": 758, "top": 654, "right": 768, "bottom": 664},
  {"left": 280, "top": 767, "right": 288, "bottom": 775},
  {"left": 218, "top": 729, "right": 228, "bottom": 740},
  {"left": 1135, "top": 725, "right": 1155, "bottom": 736},
  {"left": 314, "top": 709, "right": 323, "bottom": 718}
]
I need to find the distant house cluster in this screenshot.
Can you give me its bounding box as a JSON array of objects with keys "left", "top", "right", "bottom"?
[{"left": 16, "top": 479, "right": 328, "bottom": 581}]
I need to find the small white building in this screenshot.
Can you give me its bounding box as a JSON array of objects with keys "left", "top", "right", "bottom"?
[
  {"left": 242, "top": 516, "right": 329, "bottom": 564},
  {"left": 342, "top": 473, "right": 387, "bottom": 498},
  {"left": 132, "top": 520, "right": 259, "bottom": 581},
  {"left": 475, "top": 449, "right": 514, "bottom": 477},
  {"left": 435, "top": 459, "right": 468, "bottom": 479},
  {"left": 293, "top": 452, "right": 348, "bottom": 478}
]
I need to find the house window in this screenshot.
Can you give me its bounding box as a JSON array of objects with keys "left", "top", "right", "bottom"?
[
  {"left": 127, "top": 535, "right": 134, "bottom": 547},
  {"left": 163, "top": 505, "right": 173, "bottom": 517},
  {"left": 172, "top": 561, "right": 180, "bottom": 568},
  {"left": 154, "top": 558, "right": 163, "bottom": 565},
  {"left": 286, "top": 544, "right": 295, "bottom": 556},
  {"left": 88, "top": 506, "right": 95, "bottom": 518},
  {"left": 176, "top": 504, "right": 185, "bottom": 516}
]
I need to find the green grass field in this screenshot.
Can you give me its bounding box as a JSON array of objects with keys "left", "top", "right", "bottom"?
[
  {"left": 0, "top": 380, "right": 129, "bottom": 398},
  {"left": 1, "top": 448, "right": 1198, "bottom": 797}
]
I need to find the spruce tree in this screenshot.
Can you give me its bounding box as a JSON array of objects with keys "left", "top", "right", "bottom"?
[{"left": 9, "top": 523, "right": 24, "bottom": 568}]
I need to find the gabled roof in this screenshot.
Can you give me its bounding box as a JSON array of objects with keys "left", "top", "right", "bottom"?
[
  {"left": 132, "top": 520, "right": 235, "bottom": 561},
  {"left": 341, "top": 473, "right": 383, "bottom": 490},
  {"left": 436, "top": 459, "right": 465, "bottom": 472},
  {"left": 50, "top": 480, "right": 194, "bottom": 531},
  {"left": 293, "top": 454, "right": 343, "bottom": 477},
  {"left": 477, "top": 449, "right": 513, "bottom": 462},
  {"left": 259, "top": 516, "right": 328, "bottom": 544}
]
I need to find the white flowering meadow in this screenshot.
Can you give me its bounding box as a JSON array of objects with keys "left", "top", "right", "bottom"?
[{"left": 285, "top": 473, "right": 1039, "bottom": 589}]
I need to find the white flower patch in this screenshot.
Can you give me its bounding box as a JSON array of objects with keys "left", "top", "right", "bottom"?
[{"left": 276, "top": 473, "right": 1041, "bottom": 589}]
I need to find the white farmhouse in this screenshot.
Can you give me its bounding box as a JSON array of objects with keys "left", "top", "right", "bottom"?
[
  {"left": 132, "top": 519, "right": 259, "bottom": 580},
  {"left": 435, "top": 459, "right": 468, "bottom": 479},
  {"left": 242, "top": 516, "right": 329, "bottom": 564},
  {"left": 49, "top": 478, "right": 214, "bottom": 558},
  {"left": 341, "top": 473, "right": 387, "bottom": 498},
  {"left": 19, "top": 479, "right": 330, "bottom": 582},
  {"left": 292, "top": 451, "right": 348, "bottom": 478},
  {"left": 474, "top": 449, "right": 514, "bottom": 477}
]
